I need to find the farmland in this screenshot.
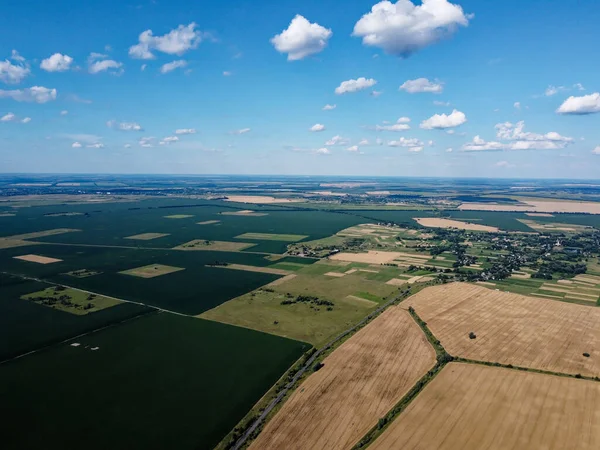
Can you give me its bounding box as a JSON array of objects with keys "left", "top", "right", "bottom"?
[
  {"left": 404, "top": 283, "right": 600, "bottom": 377},
  {"left": 369, "top": 363, "right": 600, "bottom": 450},
  {"left": 0, "top": 313, "right": 309, "bottom": 450},
  {"left": 249, "top": 306, "right": 435, "bottom": 450}
]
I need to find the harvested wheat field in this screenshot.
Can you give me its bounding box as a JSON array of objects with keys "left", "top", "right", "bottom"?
[
  {"left": 250, "top": 307, "right": 435, "bottom": 450},
  {"left": 459, "top": 199, "right": 600, "bottom": 214},
  {"left": 329, "top": 250, "right": 403, "bottom": 264},
  {"left": 174, "top": 240, "right": 254, "bottom": 252},
  {"left": 220, "top": 210, "right": 268, "bottom": 217},
  {"left": 370, "top": 363, "right": 600, "bottom": 450},
  {"left": 415, "top": 217, "right": 499, "bottom": 232},
  {"left": 224, "top": 195, "right": 301, "bottom": 204},
  {"left": 119, "top": 264, "right": 184, "bottom": 278},
  {"left": 404, "top": 283, "right": 600, "bottom": 377},
  {"left": 125, "top": 232, "right": 170, "bottom": 241},
  {"left": 13, "top": 254, "right": 63, "bottom": 264}
]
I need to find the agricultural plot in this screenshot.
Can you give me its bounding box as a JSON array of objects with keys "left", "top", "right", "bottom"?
[
  {"left": 202, "top": 262, "right": 398, "bottom": 346},
  {"left": 517, "top": 219, "right": 593, "bottom": 233},
  {"left": 175, "top": 240, "right": 255, "bottom": 251},
  {"left": 0, "top": 313, "right": 309, "bottom": 450},
  {"left": 370, "top": 363, "right": 600, "bottom": 450},
  {"left": 22, "top": 286, "right": 121, "bottom": 315},
  {"left": 414, "top": 217, "right": 499, "bottom": 232},
  {"left": 250, "top": 307, "right": 435, "bottom": 450},
  {"left": 405, "top": 283, "right": 600, "bottom": 377},
  {"left": 235, "top": 232, "right": 308, "bottom": 242}
]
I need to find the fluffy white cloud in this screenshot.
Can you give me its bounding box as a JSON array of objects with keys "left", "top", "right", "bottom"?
[
  {"left": 514, "top": 101, "right": 521, "bottom": 110},
  {"left": 574, "top": 83, "right": 585, "bottom": 91},
  {"left": 0, "top": 86, "right": 57, "bottom": 103},
  {"left": 370, "top": 90, "right": 383, "bottom": 97},
  {"left": 1, "top": 112, "right": 15, "bottom": 122},
  {"left": 592, "top": 146, "right": 600, "bottom": 155},
  {"left": 160, "top": 60, "right": 187, "bottom": 74},
  {"left": 420, "top": 109, "right": 466, "bottom": 129},
  {"left": 315, "top": 147, "right": 330, "bottom": 155},
  {"left": 374, "top": 117, "right": 411, "bottom": 131},
  {"left": 129, "top": 23, "right": 203, "bottom": 59},
  {"left": 310, "top": 123, "right": 326, "bottom": 132},
  {"left": 408, "top": 146, "right": 423, "bottom": 152},
  {"left": 353, "top": 0, "right": 472, "bottom": 57},
  {"left": 175, "top": 128, "right": 196, "bottom": 135},
  {"left": 400, "top": 78, "right": 443, "bottom": 93},
  {"left": 86, "top": 143, "right": 105, "bottom": 149},
  {"left": 271, "top": 15, "right": 332, "bottom": 61},
  {"left": 60, "top": 110, "right": 68, "bottom": 116},
  {"left": 139, "top": 137, "right": 155, "bottom": 147},
  {"left": 325, "top": 135, "right": 350, "bottom": 145},
  {"left": 347, "top": 145, "right": 359, "bottom": 152},
  {"left": 11, "top": 50, "right": 25, "bottom": 62},
  {"left": 71, "top": 141, "right": 82, "bottom": 148},
  {"left": 88, "top": 53, "right": 123, "bottom": 74},
  {"left": 21, "top": 117, "right": 31, "bottom": 123},
  {"left": 463, "top": 122, "right": 574, "bottom": 152},
  {"left": 322, "top": 104, "right": 336, "bottom": 111},
  {"left": 0, "top": 58, "right": 30, "bottom": 84},
  {"left": 230, "top": 128, "right": 251, "bottom": 135},
  {"left": 556, "top": 92, "right": 600, "bottom": 115},
  {"left": 446, "top": 147, "right": 453, "bottom": 152},
  {"left": 160, "top": 136, "right": 179, "bottom": 145},
  {"left": 358, "top": 139, "right": 370, "bottom": 145},
  {"left": 335, "top": 77, "right": 377, "bottom": 94},
  {"left": 40, "top": 53, "right": 73, "bottom": 72},
  {"left": 388, "top": 137, "right": 423, "bottom": 148},
  {"left": 495, "top": 121, "right": 572, "bottom": 143},
  {"left": 107, "top": 120, "right": 143, "bottom": 131}
]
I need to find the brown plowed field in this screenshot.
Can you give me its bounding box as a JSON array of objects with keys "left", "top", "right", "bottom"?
[
  {"left": 250, "top": 307, "right": 435, "bottom": 450},
  {"left": 404, "top": 283, "right": 600, "bottom": 377},
  {"left": 370, "top": 363, "right": 600, "bottom": 450}
]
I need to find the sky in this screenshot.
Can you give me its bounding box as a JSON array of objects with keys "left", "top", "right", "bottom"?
[{"left": 1, "top": 0, "right": 600, "bottom": 178}]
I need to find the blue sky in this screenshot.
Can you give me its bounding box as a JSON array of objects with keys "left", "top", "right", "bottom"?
[{"left": 1, "top": 0, "right": 600, "bottom": 177}]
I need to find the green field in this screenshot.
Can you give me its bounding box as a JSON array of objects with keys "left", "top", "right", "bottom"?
[
  {"left": 235, "top": 232, "right": 308, "bottom": 241},
  {"left": 22, "top": 286, "right": 121, "bottom": 314},
  {"left": 0, "top": 313, "right": 309, "bottom": 450}
]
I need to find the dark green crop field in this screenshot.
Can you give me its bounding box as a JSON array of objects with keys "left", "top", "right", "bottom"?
[
  {"left": 0, "top": 313, "right": 310, "bottom": 450},
  {"left": 0, "top": 274, "right": 151, "bottom": 361},
  {"left": 0, "top": 245, "right": 282, "bottom": 315}
]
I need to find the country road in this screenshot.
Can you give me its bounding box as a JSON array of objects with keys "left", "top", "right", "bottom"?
[{"left": 232, "top": 289, "right": 410, "bottom": 450}]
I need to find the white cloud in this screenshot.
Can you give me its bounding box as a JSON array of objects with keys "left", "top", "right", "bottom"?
[
  {"left": 446, "top": 147, "right": 453, "bottom": 152},
  {"left": 60, "top": 110, "right": 68, "bottom": 116},
  {"left": 310, "top": 123, "right": 326, "bottom": 132},
  {"left": 61, "top": 133, "right": 101, "bottom": 144},
  {"left": 325, "top": 135, "right": 350, "bottom": 146},
  {"left": 514, "top": 101, "right": 521, "bottom": 110},
  {"left": 159, "top": 136, "right": 179, "bottom": 145},
  {"left": 11, "top": 50, "right": 25, "bottom": 62},
  {"left": 124, "top": 144, "right": 132, "bottom": 149},
  {"left": 353, "top": 0, "right": 472, "bottom": 57},
  {"left": 388, "top": 137, "right": 423, "bottom": 148},
  {"left": 141, "top": 64, "right": 147, "bottom": 71},
  {"left": 139, "top": 137, "right": 155, "bottom": 147},
  {"left": 107, "top": 120, "right": 143, "bottom": 131},
  {"left": 544, "top": 85, "right": 563, "bottom": 97},
  {"left": 463, "top": 122, "right": 574, "bottom": 152},
  {"left": 420, "top": 109, "right": 466, "bottom": 129},
  {"left": 71, "top": 142, "right": 82, "bottom": 148},
  {"left": 408, "top": 146, "right": 423, "bottom": 152},
  {"left": 230, "top": 128, "right": 251, "bottom": 135},
  {"left": 21, "top": 117, "right": 31, "bottom": 123},
  {"left": 223, "top": 71, "right": 232, "bottom": 76},
  {"left": 397, "top": 116, "right": 411, "bottom": 123},
  {"left": 40, "top": 53, "right": 73, "bottom": 72},
  {"left": 400, "top": 78, "right": 443, "bottom": 93},
  {"left": 0, "top": 86, "right": 57, "bottom": 103},
  {"left": 495, "top": 121, "right": 572, "bottom": 143},
  {"left": 371, "top": 90, "right": 383, "bottom": 97},
  {"left": 129, "top": 23, "right": 203, "bottom": 59},
  {"left": 592, "top": 146, "right": 600, "bottom": 155},
  {"left": 434, "top": 100, "right": 450, "bottom": 106},
  {"left": 1, "top": 112, "right": 15, "bottom": 122},
  {"left": 160, "top": 60, "right": 187, "bottom": 74},
  {"left": 335, "top": 77, "right": 377, "bottom": 95},
  {"left": 374, "top": 117, "right": 411, "bottom": 131},
  {"left": 495, "top": 160, "right": 515, "bottom": 168},
  {"left": 574, "top": 83, "right": 585, "bottom": 91},
  {"left": 428, "top": 140, "right": 434, "bottom": 146},
  {"left": 556, "top": 92, "right": 600, "bottom": 115},
  {"left": 376, "top": 138, "right": 383, "bottom": 145},
  {"left": 0, "top": 57, "right": 30, "bottom": 84},
  {"left": 86, "top": 143, "right": 104, "bottom": 149},
  {"left": 315, "top": 147, "right": 330, "bottom": 155},
  {"left": 358, "top": 139, "right": 369, "bottom": 145},
  {"left": 347, "top": 145, "right": 359, "bottom": 152},
  {"left": 322, "top": 104, "right": 336, "bottom": 111},
  {"left": 88, "top": 54, "right": 123, "bottom": 74},
  {"left": 175, "top": 128, "right": 196, "bottom": 135},
  {"left": 271, "top": 15, "right": 332, "bottom": 61}
]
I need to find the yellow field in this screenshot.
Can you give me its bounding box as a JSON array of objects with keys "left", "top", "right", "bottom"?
[
  {"left": 13, "top": 254, "right": 63, "bottom": 264},
  {"left": 174, "top": 240, "right": 255, "bottom": 252},
  {"left": 370, "top": 363, "right": 600, "bottom": 450},
  {"left": 405, "top": 283, "right": 600, "bottom": 377},
  {"left": 459, "top": 199, "right": 600, "bottom": 214},
  {"left": 250, "top": 307, "right": 435, "bottom": 450},
  {"left": 414, "top": 217, "right": 499, "bottom": 232},
  {"left": 125, "top": 232, "right": 170, "bottom": 240},
  {"left": 119, "top": 264, "right": 184, "bottom": 278}
]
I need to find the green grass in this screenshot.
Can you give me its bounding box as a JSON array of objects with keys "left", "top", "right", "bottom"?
[
  {"left": 355, "top": 291, "right": 382, "bottom": 302},
  {"left": 267, "top": 262, "right": 307, "bottom": 271},
  {"left": 21, "top": 286, "right": 121, "bottom": 315},
  {"left": 0, "top": 313, "right": 309, "bottom": 450}
]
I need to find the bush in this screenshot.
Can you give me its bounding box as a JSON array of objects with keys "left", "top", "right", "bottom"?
[
  {"left": 469, "top": 332, "right": 477, "bottom": 340},
  {"left": 312, "top": 362, "right": 324, "bottom": 372}
]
